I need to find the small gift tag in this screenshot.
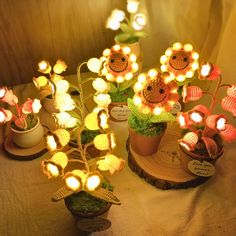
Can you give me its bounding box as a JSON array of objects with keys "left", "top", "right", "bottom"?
[
  {"left": 77, "top": 217, "right": 111, "bottom": 232},
  {"left": 170, "top": 102, "right": 182, "bottom": 114},
  {"left": 110, "top": 105, "right": 130, "bottom": 121},
  {"left": 188, "top": 160, "right": 215, "bottom": 177}
]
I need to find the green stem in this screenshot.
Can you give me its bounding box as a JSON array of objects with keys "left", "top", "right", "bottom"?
[{"left": 209, "top": 74, "right": 222, "bottom": 113}]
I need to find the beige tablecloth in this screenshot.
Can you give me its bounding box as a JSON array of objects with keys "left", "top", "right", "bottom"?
[{"left": 1, "top": 82, "right": 236, "bottom": 236}]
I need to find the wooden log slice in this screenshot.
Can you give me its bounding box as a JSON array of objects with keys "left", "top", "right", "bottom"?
[
  {"left": 3, "top": 133, "right": 47, "bottom": 161},
  {"left": 127, "top": 124, "right": 208, "bottom": 190}
]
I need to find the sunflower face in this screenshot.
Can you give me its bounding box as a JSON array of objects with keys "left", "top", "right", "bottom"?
[
  {"left": 160, "top": 43, "right": 199, "bottom": 82},
  {"left": 108, "top": 52, "right": 128, "bottom": 73},
  {"left": 101, "top": 45, "right": 138, "bottom": 83},
  {"left": 133, "top": 70, "right": 179, "bottom": 114}
]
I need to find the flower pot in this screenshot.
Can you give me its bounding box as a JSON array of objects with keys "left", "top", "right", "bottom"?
[
  {"left": 11, "top": 118, "right": 44, "bottom": 148},
  {"left": 42, "top": 96, "right": 59, "bottom": 114},
  {"left": 108, "top": 102, "right": 131, "bottom": 122},
  {"left": 64, "top": 192, "right": 112, "bottom": 232},
  {"left": 179, "top": 145, "right": 224, "bottom": 177},
  {"left": 129, "top": 124, "right": 167, "bottom": 156}
]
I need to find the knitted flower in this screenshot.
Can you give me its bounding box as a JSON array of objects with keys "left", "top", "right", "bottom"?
[
  {"left": 160, "top": 42, "right": 199, "bottom": 82},
  {"left": 198, "top": 62, "right": 221, "bottom": 80},
  {"left": 22, "top": 98, "right": 42, "bottom": 114},
  {"left": 227, "top": 85, "right": 236, "bottom": 97},
  {"left": 0, "top": 88, "right": 18, "bottom": 105},
  {"left": 133, "top": 70, "right": 179, "bottom": 114},
  {"left": 100, "top": 45, "right": 138, "bottom": 83},
  {"left": 221, "top": 96, "right": 236, "bottom": 116},
  {"left": 182, "top": 85, "right": 203, "bottom": 103}
]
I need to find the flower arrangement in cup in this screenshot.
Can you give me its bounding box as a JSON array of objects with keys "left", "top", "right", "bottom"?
[
  {"left": 41, "top": 63, "right": 124, "bottom": 206},
  {"left": 0, "top": 87, "right": 42, "bottom": 130},
  {"left": 33, "top": 60, "right": 75, "bottom": 114},
  {"left": 176, "top": 62, "right": 236, "bottom": 161},
  {"left": 106, "top": 0, "right": 147, "bottom": 44},
  {"left": 88, "top": 44, "right": 139, "bottom": 107},
  {"left": 127, "top": 69, "right": 179, "bottom": 155}
]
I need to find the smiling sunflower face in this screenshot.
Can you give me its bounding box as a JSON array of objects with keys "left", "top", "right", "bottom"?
[
  {"left": 160, "top": 43, "right": 199, "bottom": 82},
  {"left": 100, "top": 45, "right": 138, "bottom": 83},
  {"left": 133, "top": 70, "right": 179, "bottom": 115}
]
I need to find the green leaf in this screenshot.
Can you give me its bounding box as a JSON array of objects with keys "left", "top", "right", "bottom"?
[
  {"left": 133, "top": 31, "right": 148, "bottom": 38},
  {"left": 150, "top": 111, "right": 176, "bottom": 123},
  {"left": 108, "top": 82, "right": 118, "bottom": 93},
  {"left": 120, "top": 23, "right": 133, "bottom": 34}
]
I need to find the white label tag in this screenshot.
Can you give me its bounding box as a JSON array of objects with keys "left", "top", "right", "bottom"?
[
  {"left": 110, "top": 105, "right": 130, "bottom": 121},
  {"left": 170, "top": 102, "right": 182, "bottom": 114},
  {"left": 188, "top": 160, "right": 215, "bottom": 177}
]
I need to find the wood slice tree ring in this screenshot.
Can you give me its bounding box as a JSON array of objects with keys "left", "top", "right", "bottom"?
[
  {"left": 3, "top": 133, "right": 47, "bottom": 161},
  {"left": 127, "top": 124, "right": 209, "bottom": 189}
]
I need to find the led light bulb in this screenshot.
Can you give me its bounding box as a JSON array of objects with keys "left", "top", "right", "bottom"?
[{"left": 87, "top": 58, "right": 102, "bottom": 73}]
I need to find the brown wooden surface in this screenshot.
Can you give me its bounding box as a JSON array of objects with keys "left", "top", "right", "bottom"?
[
  {"left": 127, "top": 124, "right": 208, "bottom": 189},
  {"left": 0, "top": 0, "right": 125, "bottom": 86}
]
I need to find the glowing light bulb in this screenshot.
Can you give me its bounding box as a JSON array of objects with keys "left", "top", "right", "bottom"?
[
  {"left": 133, "top": 82, "right": 143, "bottom": 92},
  {"left": 176, "top": 75, "right": 185, "bottom": 82},
  {"left": 113, "top": 45, "right": 121, "bottom": 51},
  {"left": 65, "top": 177, "right": 81, "bottom": 191},
  {"left": 132, "top": 21, "right": 143, "bottom": 30},
  {"left": 116, "top": 76, "right": 125, "bottom": 83},
  {"left": 125, "top": 72, "right": 133, "bottom": 80},
  {"left": 153, "top": 107, "right": 162, "bottom": 115},
  {"left": 148, "top": 69, "right": 158, "bottom": 77},
  {"left": 87, "top": 58, "right": 102, "bottom": 73},
  {"left": 138, "top": 73, "right": 146, "bottom": 83},
  {"left": 133, "top": 95, "right": 142, "bottom": 105},
  {"left": 189, "top": 111, "right": 203, "bottom": 123},
  {"left": 53, "top": 60, "right": 67, "bottom": 74},
  {"left": 165, "top": 48, "right": 173, "bottom": 56},
  {"left": 130, "top": 54, "right": 137, "bottom": 62},
  {"left": 33, "top": 76, "right": 48, "bottom": 89},
  {"left": 85, "top": 174, "right": 102, "bottom": 191},
  {"left": 216, "top": 117, "right": 226, "bottom": 131},
  {"left": 161, "top": 64, "right": 167, "bottom": 72},
  {"left": 46, "top": 135, "right": 57, "bottom": 152},
  {"left": 0, "top": 87, "right": 6, "bottom": 98},
  {"left": 122, "top": 46, "right": 131, "bottom": 54},
  {"left": 0, "top": 111, "right": 6, "bottom": 123},
  {"left": 191, "top": 62, "right": 199, "bottom": 70},
  {"left": 160, "top": 55, "right": 168, "bottom": 64},
  {"left": 127, "top": 0, "right": 139, "bottom": 13},
  {"left": 92, "top": 78, "right": 108, "bottom": 93},
  {"left": 46, "top": 163, "right": 59, "bottom": 177},
  {"left": 192, "top": 52, "right": 199, "bottom": 60},
  {"left": 131, "top": 62, "right": 139, "bottom": 72},
  {"left": 106, "top": 18, "right": 120, "bottom": 30},
  {"left": 186, "top": 70, "right": 194, "bottom": 78},
  {"left": 173, "top": 42, "right": 182, "bottom": 50},
  {"left": 200, "top": 63, "right": 211, "bottom": 76},
  {"left": 184, "top": 44, "right": 193, "bottom": 52},
  {"left": 103, "top": 49, "right": 111, "bottom": 57},
  {"left": 38, "top": 60, "right": 51, "bottom": 73}
]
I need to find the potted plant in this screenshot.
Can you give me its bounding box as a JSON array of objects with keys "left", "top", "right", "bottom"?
[
  {"left": 106, "top": 0, "right": 147, "bottom": 60},
  {"left": 41, "top": 67, "right": 124, "bottom": 232},
  {"left": 33, "top": 59, "right": 72, "bottom": 114},
  {"left": 176, "top": 61, "right": 236, "bottom": 178},
  {"left": 159, "top": 42, "right": 200, "bottom": 111},
  {"left": 88, "top": 45, "right": 139, "bottom": 121},
  {"left": 0, "top": 87, "right": 43, "bottom": 148},
  {"left": 127, "top": 69, "right": 179, "bottom": 156}
]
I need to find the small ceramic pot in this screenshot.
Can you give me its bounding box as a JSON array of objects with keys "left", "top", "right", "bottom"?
[
  {"left": 179, "top": 145, "right": 224, "bottom": 176},
  {"left": 11, "top": 118, "right": 44, "bottom": 148},
  {"left": 42, "top": 97, "right": 59, "bottom": 114},
  {"left": 108, "top": 102, "right": 131, "bottom": 122},
  {"left": 129, "top": 124, "right": 167, "bottom": 156}
]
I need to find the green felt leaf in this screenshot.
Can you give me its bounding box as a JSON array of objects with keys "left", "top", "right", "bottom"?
[
  {"left": 120, "top": 23, "right": 133, "bottom": 34},
  {"left": 115, "top": 33, "right": 132, "bottom": 43},
  {"left": 133, "top": 31, "right": 148, "bottom": 38},
  {"left": 108, "top": 82, "right": 118, "bottom": 93},
  {"left": 150, "top": 111, "right": 176, "bottom": 123}
]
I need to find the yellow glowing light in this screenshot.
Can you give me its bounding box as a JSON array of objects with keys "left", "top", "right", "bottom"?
[
  {"left": 216, "top": 117, "right": 226, "bottom": 130},
  {"left": 122, "top": 46, "right": 131, "bottom": 54},
  {"left": 38, "top": 60, "right": 51, "bottom": 73},
  {"left": 125, "top": 72, "right": 133, "bottom": 80},
  {"left": 192, "top": 52, "right": 199, "bottom": 60},
  {"left": 133, "top": 82, "right": 143, "bottom": 92},
  {"left": 46, "top": 135, "right": 57, "bottom": 152},
  {"left": 85, "top": 174, "right": 102, "bottom": 191},
  {"left": 54, "top": 112, "right": 77, "bottom": 128},
  {"left": 200, "top": 63, "right": 212, "bottom": 76},
  {"left": 106, "top": 73, "right": 114, "bottom": 81},
  {"left": 84, "top": 112, "right": 100, "bottom": 130},
  {"left": 106, "top": 18, "right": 120, "bottom": 30},
  {"left": 0, "top": 87, "right": 6, "bottom": 98},
  {"left": 99, "top": 112, "right": 109, "bottom": 130},
  {"left": 179, "top": 114, "right": 186, "bottom": 127},
  {"left": 32, "top": 99, "right": 42, "bottom": 113},
  {"left": 153, "top": 107, "right": 162, "bottom": 115},
  {"left": 148, "top": 69, "right": 158, "bottom": 77},
  {"left": 87, "top": 58, "right": 101, "bottom": 73},
  {"left": 165, "top": 48, "right": 173, "bottom": 56},
  {"left": 186, "top": 70, "right": 194, "bottom": 78},
  {"left": 131, "top": 62, "right": 139, "bottom": 72},
  {"left": 133, "top": 95, "right": 142, "bottom": 105},
  {"left": 113, "top": 45, "right": 121, "bottom": 51},
  {"left": 179, "top": 142, "right": 191, "bottom": 151},
  {"left": 103, "top": 49, "right": 111, "bottom": 57},
  {"left": 92, "top": 78, "right": 108, "bottom": 93},
  {"left": 53, "top": 60, "right": 67, "bottom": 74},
  {"left": 176, "top": 75, "right": 186, "bottom": 82},
  {"left": 53, "top": 129, "right": 70, "bottom": 147},
  {"left": 33, "top": 76, "right": 48, "bottom": 89},
  {"left": 160, "top": 55, "right": 168, "bottom": 64},
  {"left": 171, "top": 88, "right": 178, "bottom": 93},
  {"left": 0, "top": 111, "right": 6, "bottom": 123},
  {"left": 173, "top": 42, "right": 182, "bottom": 50},
  {"left": 130, "top": 54, "right": 137, "bottom": 62},
  {"left": 184, "top": 44, "right": 193, "bottom": 52},
  {"left": 94, "top": 133, "right": 116, "bottom": 151},
  {"left": 127, "top": 0, "right": 139, "bottom": 13},
  {"left": 116, "top": 76, "right": 125, "bottom": 83},
  {"left": 138, "top": 73, "right": 146, "bottom": 83},
  {"left": 190, "top": 112, "right": 203, "bottom": 123},
  {"left": 191, "top": 62, "right": 199, "bottom": 70},
  {"left": 94, "top": 93, "right": 111, "bottom": 107},
  {"left": 161, "top": 64, "right": 167, "bottom": 72},
  {"left": 101, "top": 68, "right": 108, "bottom": 75},
  {"left": 111, "top": 9, "right": 125, "bottom": 22},
  {"left": 135, "top": 13, "right": 146, "bottom": 26},
  {"left": 55, "top": 80, "right": 69, "bottom": 94},
  {"left": 65, "top": 176, "right": 81, "bottom": 191},
  {"left": 164, "top": 75, "right": 174, "bottom": 84},
  {"left": 46, "top": 163, "right": 59, "bottom": 177}
]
